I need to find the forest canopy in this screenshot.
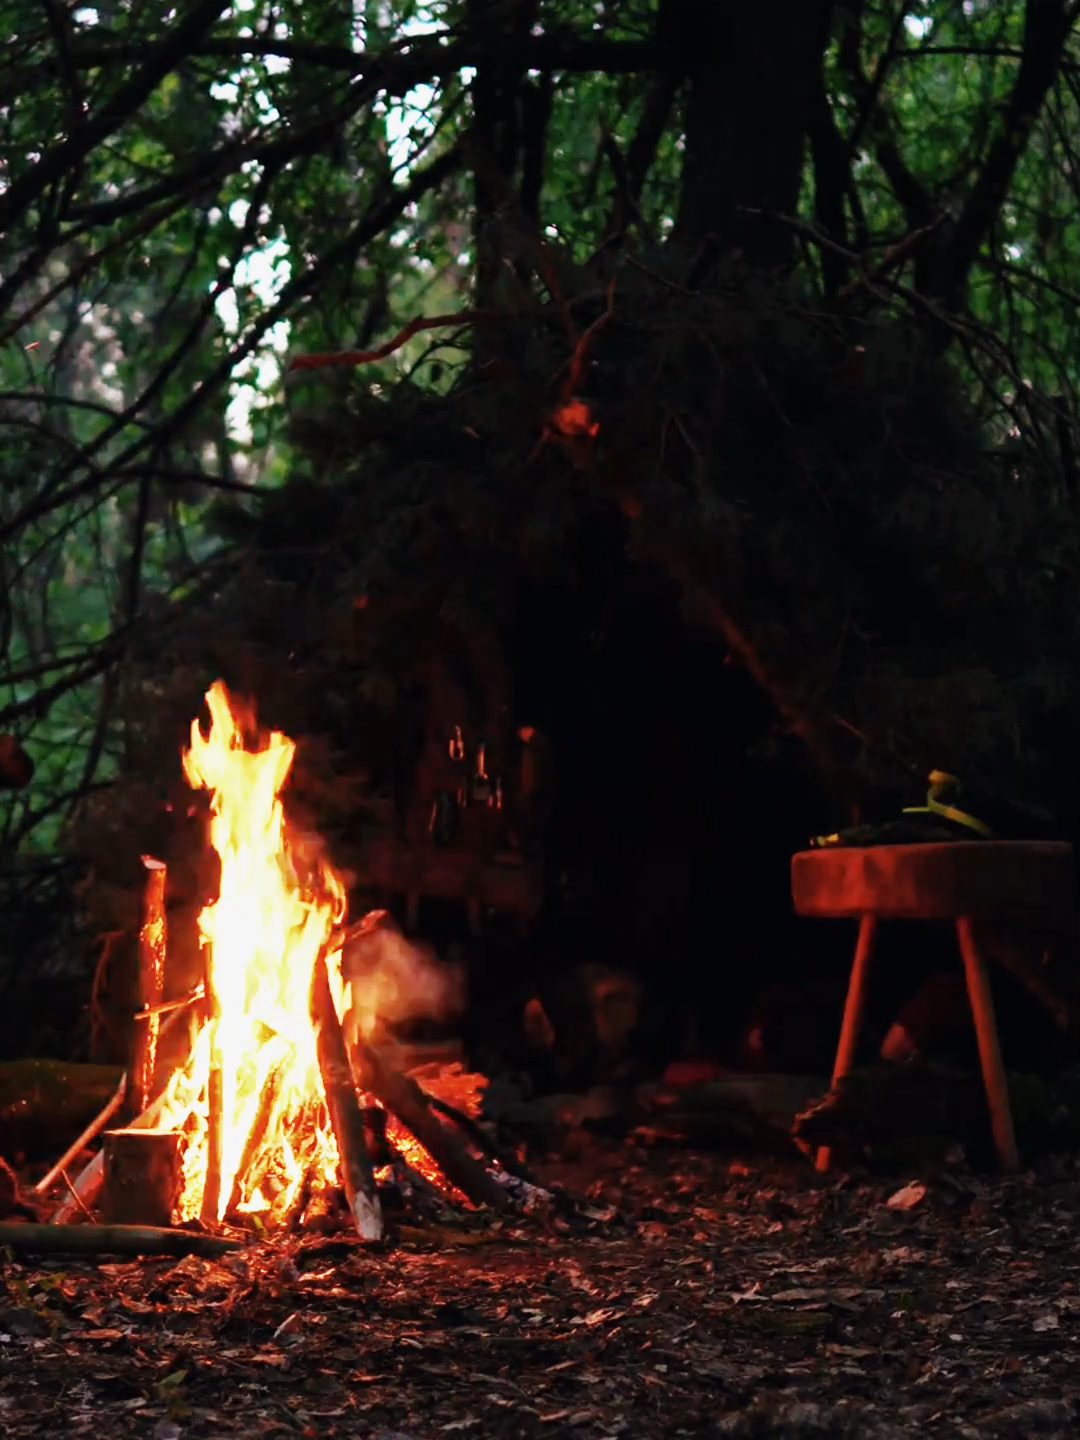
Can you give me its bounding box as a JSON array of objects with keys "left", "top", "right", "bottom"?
[{"left": 1, "top": 0, "right": 1078, "bottom": 865}]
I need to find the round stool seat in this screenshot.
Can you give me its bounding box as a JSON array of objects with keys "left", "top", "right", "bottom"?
[{"left": 792, "top": 841, "right": 1075, "bottom": 921}]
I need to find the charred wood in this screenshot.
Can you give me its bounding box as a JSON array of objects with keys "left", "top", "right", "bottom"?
[
  {"left": 310, "top": 953, "right": 384, "bottom": 1241},
  {"left": 134, "top": 857, "right": 167, "bottom": 1112},
  {"left": 0, "top": 1222, "right": 241, "bottom": 1259},
  {"left": 352, "top": 1040, "right": 512, "bottom": 1214}
]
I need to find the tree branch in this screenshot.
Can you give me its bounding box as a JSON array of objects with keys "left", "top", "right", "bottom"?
[
  {"left": 837, "top": 1, "right": 936, "bottom": 230},
  {"left": 0, "top": 0, "right": 231, "bottom": 235},
  {"left": 926, "top": 0, "right": 1080, "bottom": 308}
]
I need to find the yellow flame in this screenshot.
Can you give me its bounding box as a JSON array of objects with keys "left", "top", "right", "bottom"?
[
  {"left": 157, "top": 681, "right": 488, "bottom": 1227},
  {"left": 160, "top": 681, "right": 346, "bottom": 1223}
]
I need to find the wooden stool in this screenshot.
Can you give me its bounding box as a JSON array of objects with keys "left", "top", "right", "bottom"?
[{"left": 791, "top": 841, "right": 1075, "bottom": 1173}]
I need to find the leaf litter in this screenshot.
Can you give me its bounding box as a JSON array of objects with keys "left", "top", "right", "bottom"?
[{"left": 2, "top": 1145, "right": 1080, "bottom": 1438}]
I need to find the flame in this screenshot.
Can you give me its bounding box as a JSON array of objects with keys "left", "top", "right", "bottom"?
[
  {"left": 160, "top": 681, "right": 347, "bottom": 1224},
  {"left": 157, "top": 682, "right": 488, "bottom": 1228}
]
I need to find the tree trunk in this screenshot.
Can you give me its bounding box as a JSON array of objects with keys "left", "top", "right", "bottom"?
[
  {"left": 466, "top": 0, "right": 544, "bottom": 365},
  {"left": 664, "top": 0, "right": 835, "bottom": 267}
]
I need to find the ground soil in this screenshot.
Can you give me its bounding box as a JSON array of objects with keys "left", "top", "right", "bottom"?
[{"left": 2, "top": 1143, "right": 1079, "bottom": 1439}]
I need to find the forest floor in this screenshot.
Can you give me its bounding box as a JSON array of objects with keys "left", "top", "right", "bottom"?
[{"left": 2, "top": 1142, "right": 1079, "bottom": 1440}]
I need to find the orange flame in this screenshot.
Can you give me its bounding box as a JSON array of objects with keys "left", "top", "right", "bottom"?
[
  {"left": 158, "top": 681, "right": 489, "bottom": 1227},
  {"left": 160, "top": 682, "right": 347, "bottom": 1224}
]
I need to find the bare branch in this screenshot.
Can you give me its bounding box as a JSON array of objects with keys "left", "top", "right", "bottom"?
[{"left": 0, "top": 0, "right": 232, "bottom": 235}]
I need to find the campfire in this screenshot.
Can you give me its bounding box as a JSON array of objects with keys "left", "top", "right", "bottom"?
[{"left": 56, "top": 682, "right": 538, "bottom": 1242}]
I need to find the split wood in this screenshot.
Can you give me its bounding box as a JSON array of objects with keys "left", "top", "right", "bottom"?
[
  {"left": 352, "top": 1040, "right": 512, "bottom": 1214},
  {"left": 0, "top": 1222, "right": 240, "bottom": 1259},
  {"left": 200, "top": 937, "right": 224, "bottom": 1228},
  {"left": 311, "top": 953, "right": 384, "bottom": 1241},
  {"left": 134, "top": 856, "right": 167, "bottom": 1111},
  {"left": 225, "top": 1059, "right": 287, "bottom": 1221}
]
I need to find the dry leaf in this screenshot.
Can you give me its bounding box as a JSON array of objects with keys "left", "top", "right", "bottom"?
[{"left": 886, "top": 1181, "right": 927, "bottom": 1210}]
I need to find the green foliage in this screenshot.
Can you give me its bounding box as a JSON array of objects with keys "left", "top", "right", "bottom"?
[{"left": 0, "top": 0, "right": 1077, "bottom": 869}]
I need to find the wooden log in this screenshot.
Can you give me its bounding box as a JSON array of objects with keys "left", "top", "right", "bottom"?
[
  {"left": 426, "top": 1092, "right": 543, "bottom": 1187},
  {"left": 50, "top": 1085, "right": 176, "bottom": 1224},
  {"left": 352, "top": 1040, "right": 512, "bottom": 1213},
  {"left": 199, "top": 935, "right": 223, "bottom": 1227},
  {"left": 225, "top": 1062, "right": 286, "bottom": 1219},
  {"left": 34, "top": 1070, "right": 128, "bottom": 1197},
  {"left": 134, "top": 857, "right": 168, "bottom": 1112},
  {"left": 361, "top": 1105, "right": 393, "bottom": 1167},
  {"left": 101, "top": 1127, "right": 182, "bottom": 1228},
  {"left": 0, "top": 1222, "right": 241, "bottom": 1259},
  {"left": 201, "top": 1056, "right": 224, "bottom": 1227},
  {"left": 310, "top": 953, "right": 384, "bottom": 1241}
]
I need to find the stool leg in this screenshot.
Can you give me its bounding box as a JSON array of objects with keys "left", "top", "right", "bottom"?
[
  {"left": 816, "top": 914, "right": 877, "bottom": 1173},
  {"left": 956, "top": 916, "right": 1020, "bottom": 1173}
]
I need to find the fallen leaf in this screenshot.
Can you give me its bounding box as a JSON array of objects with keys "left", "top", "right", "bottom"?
[
  {"left": 274, "top": 1312, "right": 304, "bottom": 1340},
  {"left": 886, "top": 1182, "right": 927, "bottom": 1211}
]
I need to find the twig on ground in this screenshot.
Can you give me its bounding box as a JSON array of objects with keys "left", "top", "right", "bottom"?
[{"left": 0, "top": 1222, "right": 241, "bottom": 1259}]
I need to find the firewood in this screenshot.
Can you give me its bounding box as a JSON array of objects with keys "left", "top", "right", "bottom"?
[
  {"left": 101, "top": 1127, "right": 182, "bottom": 1228},
  {"left": 201, "top": 1059, "right": 225, "bottom": 1227},
  {"left": 0, "top": 1222, "right": 241, "bottom": 1259},
  {"left": 425, "top": 1092, "right": 542, "bottom": 1187},
  {"left": 352, "top": 1041, "right": 512, "bottom": 1214},
  {"left": 310, "top": 953, "right": 384, "bottom": 1241},
  {"left": 200, "top": 944, "right": 224, "bottom": 1228},
  {"left": 225, "top": 1062, "right": 286, "bottom": 1219},
  {"left": 361, "top": 1105, "right": 393, "bottom": 1167},
  {"left": 50, "top": 1087, "right": 176, "bottom": 1224},
  {"left": 134, "top": 857, "right": 167, "bottom": 1111},
  {"left": 33, "top": 1070, "right": 128, "bottom": 1197}
]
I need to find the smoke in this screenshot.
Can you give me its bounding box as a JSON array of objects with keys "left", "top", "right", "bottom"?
[{"left": 339, "top": 910, "right": 463, "bottom": 1047}]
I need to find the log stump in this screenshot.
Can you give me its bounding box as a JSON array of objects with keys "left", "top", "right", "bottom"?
[{"left": 101, "top": 1127, "right": 182, "bottom": 1228}]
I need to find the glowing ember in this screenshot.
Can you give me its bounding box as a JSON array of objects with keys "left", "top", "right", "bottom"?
[{"left": 159, "top": 682, "right": 484, "bottom": 1228}]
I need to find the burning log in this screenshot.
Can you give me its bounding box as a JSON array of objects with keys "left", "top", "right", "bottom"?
[
  {"left": 0, "top": 1222, "right": 240, "bottom": 1260},
  {"left": 225, "top": 1061, "right": 287, "bottom": 1220},
  {"left": 200, "top": 1046, "right": 225, "bottom": 1228},
  {"left": 426, "top": 1092, "right": 541, "bottom": 1187},
  {"left": 352, "top": 1040, "right": 512, "bottom": 1214},
  {"left": 361, "top": 1105, "right": 393, "bottom": 1167},
  {"left": 311, "top": 953, "right": 384, "bottom": 1241},
  {"left": 134, "top": 857, "right": 168, "bottom": 1112},
  {"left": 199, "top": 927, "right": 225, "bottom": 1228},
  {"left": 101, "top": 1127, "right": 182, "bottom": 1228}
]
